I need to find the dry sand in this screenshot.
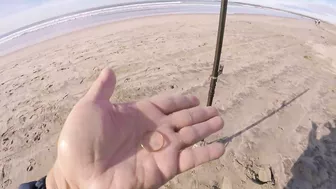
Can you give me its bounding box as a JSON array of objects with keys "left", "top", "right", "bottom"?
[{"left": 0, "top": 14, "right": 336, "bottom": 189}]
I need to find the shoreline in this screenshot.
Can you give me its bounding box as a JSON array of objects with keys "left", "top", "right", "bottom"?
[
  {"left": 0, "top": 1, "right": 318, "bottom": 39},
  {"left": 0, "top": 13, "right": 315, "bottom": 57},
  {"left": 0, "top": 0, "right": 323, "bottom": 55}
]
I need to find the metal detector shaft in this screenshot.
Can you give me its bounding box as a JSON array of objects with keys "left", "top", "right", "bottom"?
[{"left": 207, "top": 0, "right": 228, "bottom": 106}]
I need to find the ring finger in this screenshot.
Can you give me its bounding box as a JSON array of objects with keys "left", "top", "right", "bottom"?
[
  {"left": 164, "top": 106, "right": 219, "bottom": 131},
  {"left": 178, "top": 116, "right": 224, "bottom": 148}
]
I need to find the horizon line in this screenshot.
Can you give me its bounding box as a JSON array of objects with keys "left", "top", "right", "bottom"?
[{"left": 0, "top": 0, "right": 321, "bottom": 39}]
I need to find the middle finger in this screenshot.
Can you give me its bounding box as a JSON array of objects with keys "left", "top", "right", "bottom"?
[{"left": 164, "top": 106, "right": 219, "bottom": 130}]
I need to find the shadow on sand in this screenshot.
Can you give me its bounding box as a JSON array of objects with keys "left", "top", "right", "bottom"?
[
  {"left": 211, "top": 88, "right": 309, "bottom": 145},
  {"left": 285, "top": 119, "right": 336, "bottom": 189},
  {"left": 208, "top": 87, "right": 336, "bottom": 188}
]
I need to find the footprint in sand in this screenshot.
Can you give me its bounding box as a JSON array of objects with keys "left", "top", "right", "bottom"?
[
  {"left": 1, "top": 137, "right": 13, "bottom": 152},
  {"left": 26, "top": 159, "right": 36, "bottom": 172},
  {"left": 39, "top": 123, "right": 49, "bottom": 134},
  {"left": 18, "top": 115, "right": 27, "bottom": 124},
  {"left": 2, "top": 179, "right": 12, "bottom": 188},
  {"left": 6, "top": 117, "right": 13, "bottom": 126},
  {"left": 33, "top": 132, "right": 41, "bottom": 142}
]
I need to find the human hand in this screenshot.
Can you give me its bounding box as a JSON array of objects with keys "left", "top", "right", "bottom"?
[{"left": 47, "top": 68, "right": 225, "bottom": 189}]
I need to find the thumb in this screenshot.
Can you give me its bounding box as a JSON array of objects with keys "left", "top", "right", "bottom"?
[{"left": 85, "top": 68, "right": 116, "bottom": 101}]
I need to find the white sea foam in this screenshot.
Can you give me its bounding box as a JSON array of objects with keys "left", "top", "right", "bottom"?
[{"left": 0, "top": 1, "right": 182, "bottom": 45}]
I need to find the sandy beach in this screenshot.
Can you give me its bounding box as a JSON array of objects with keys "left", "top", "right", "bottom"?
[{"left": 0, "top": 14, "right": 336, "bottom": 189}]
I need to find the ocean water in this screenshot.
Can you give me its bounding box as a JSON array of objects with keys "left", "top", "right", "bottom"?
[{"left": 0, "top": 1, "right": 307, "bottom": 56}]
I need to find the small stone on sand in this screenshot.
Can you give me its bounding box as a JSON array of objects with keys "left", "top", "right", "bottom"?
[{"left": 257, "top": 167, "right": 272, "bottom": 183}]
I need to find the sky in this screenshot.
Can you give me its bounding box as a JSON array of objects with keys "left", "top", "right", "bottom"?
[{"left": 0, "top": 0, "right": 336, "bottom": 36}]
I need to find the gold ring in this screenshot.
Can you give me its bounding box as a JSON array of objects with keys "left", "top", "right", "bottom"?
[{"left": 140, "top": 131, "right": 164, "bottom": 152}]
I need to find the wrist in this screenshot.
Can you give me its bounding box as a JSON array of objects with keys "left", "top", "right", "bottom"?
[
  {"left": 46, "top": 168, "right": 58, "bottom": 189},
  {"left": 46, "top": 165, "right": 71, "bottom": 189}
]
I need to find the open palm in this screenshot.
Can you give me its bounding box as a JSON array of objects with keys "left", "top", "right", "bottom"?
[{"left": 48, "top": 68, "right": 225, "bottom": 189}]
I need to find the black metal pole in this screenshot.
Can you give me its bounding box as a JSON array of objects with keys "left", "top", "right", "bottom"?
[{"left": 207, "top": 0, "right": 228, "bottom": 106}]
